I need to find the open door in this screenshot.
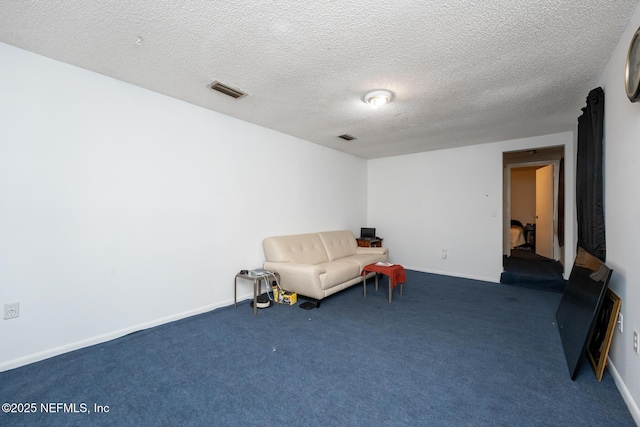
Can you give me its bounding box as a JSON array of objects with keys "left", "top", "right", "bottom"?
[{"left": 535, "top": 164, "right": 554, "bottom": 259}]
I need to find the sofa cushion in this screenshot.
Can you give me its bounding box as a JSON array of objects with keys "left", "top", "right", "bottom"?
[
  {"left": 318, "top": 230, "right": 357, "bottom": 261},
  {"left": 263, "top": 233, "right": 329, "bottom": 265},
  {"left": 318, "top": 260, "right": 361, "bottom": 290}
]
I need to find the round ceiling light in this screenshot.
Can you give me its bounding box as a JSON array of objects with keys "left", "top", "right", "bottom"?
[{"left": 364, "top": 90, "right": 393, "bottom": 108}]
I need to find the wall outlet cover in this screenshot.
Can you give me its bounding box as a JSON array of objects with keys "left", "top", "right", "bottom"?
[
  {"left": 618, "top": 313, "right": 623, "bottom": 333},
  {"left": 4, "top": 302, "right": 20, "bottom": 320}
]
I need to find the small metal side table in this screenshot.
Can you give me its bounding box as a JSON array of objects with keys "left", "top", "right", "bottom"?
[{"left": 234, "top": 271, "right": 279, "bottom": 315}]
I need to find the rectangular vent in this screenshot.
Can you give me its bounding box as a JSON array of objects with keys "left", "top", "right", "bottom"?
[
  {"left": 210, "top": 81, "right": 246, "bottom": 99},
  {"left": 338, "top": 134, "right": 356, "bottom": 141}
]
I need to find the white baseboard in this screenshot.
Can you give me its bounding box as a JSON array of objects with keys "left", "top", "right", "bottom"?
[
  {"left": 405, "top": 265, "right": 500, "bottom": 284},
  {"left": 0, "top": 299, "right": 237, "bottom": 373},
  {"left": 607, "top": 358, "right": 640, "bottom": 426}
]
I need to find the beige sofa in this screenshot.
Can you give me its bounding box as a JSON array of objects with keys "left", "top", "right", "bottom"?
[{"left": 262, "top": 230, "right": 389, "bottom": 305}]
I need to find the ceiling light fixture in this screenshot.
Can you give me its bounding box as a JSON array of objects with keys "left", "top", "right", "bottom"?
[{"left": 364, "top": 90, "right": 393, "bottom": 108}]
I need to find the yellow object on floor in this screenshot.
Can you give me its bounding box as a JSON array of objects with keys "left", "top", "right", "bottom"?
[{"left": 274, "top": 289, "right": 297, "bottom": 305}]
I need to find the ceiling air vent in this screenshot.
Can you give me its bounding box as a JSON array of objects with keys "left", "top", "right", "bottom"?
[
  {"left": 210, "top": 81, "right": 246, "bottom": 99},
  {"left": 338, "top": 134, "right": 356, "bottom": 141}
]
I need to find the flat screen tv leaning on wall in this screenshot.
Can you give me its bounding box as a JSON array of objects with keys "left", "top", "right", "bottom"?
[{"left": 556, "top": 246, "right": 613, "bottom": 380}]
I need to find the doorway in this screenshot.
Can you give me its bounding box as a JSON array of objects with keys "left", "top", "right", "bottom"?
[
  {"left": 501, "top": 147, "right": 566, "bottom": 291},
  {"left": 509, "top": 164, "right": 556, "bottom": 258}
]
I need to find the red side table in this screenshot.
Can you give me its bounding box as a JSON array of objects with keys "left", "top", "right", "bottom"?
[{"left": 362, "top": 263, "right": 406, "bottom": 303}]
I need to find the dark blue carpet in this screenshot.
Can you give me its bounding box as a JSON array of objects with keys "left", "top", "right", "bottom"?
[{"left": 0, "top": 271, "right": 634, "bottom": 426}]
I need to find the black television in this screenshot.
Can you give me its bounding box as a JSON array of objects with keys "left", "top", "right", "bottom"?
[
  {"left": 360, "top": 227, "right": 376, "bottom": 239},
  {"left": 556, "top": 246, "right": 613, "bottom": 380}
]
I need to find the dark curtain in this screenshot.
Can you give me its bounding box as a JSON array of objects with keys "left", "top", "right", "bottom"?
[
  {"left": 576, "top": 87, "right": 606, "bottom": 261},
  {"left": 558, "top": 157, "right": 565, "bottom": 247}
]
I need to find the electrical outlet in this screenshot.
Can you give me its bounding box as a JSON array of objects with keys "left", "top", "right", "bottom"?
[
  {"left": 618, "top": 313, "right": 623, "bottom": 333},
  {"left": 634, "top": 330, "right": 639, "bottom": 355},
  {"left": 441, "top": 249, "right": 447, "bottom": 259},
  {"left": 3, "top": 302, "right": 20, "bottom": 320}
]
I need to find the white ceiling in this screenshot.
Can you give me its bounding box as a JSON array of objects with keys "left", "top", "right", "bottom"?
[{"left": 1, "top": 1, "right": 638, "bottom": 159}]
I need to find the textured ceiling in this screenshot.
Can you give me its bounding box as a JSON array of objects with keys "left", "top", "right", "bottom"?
[{"left": 1, "top": 1, "right": 638, "bottom": 159}]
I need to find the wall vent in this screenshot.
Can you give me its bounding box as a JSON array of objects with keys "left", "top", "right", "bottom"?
[
  {"left": 210, "top": 81, "right": 246, "bottom": 99},
  {"left": 338, "top": 134, "right": 356, "bottom": 141}
]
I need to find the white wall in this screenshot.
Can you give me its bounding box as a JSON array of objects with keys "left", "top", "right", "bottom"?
[
  {"left": 598, "top": 4, "right": 640, "bottom": 422},
  {"left": 367, "top": 132, "right": 575, "bottom": 283},
  {"left": 0, "top": 43, "right": 368, "bottom": 370}
]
